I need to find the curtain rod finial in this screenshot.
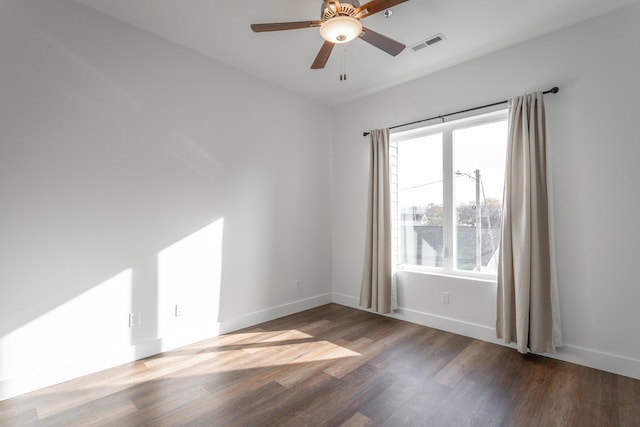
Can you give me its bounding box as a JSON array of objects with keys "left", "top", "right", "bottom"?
[
  {"left": 363, "top": 131, "right": 370, "bottom": 137},
  {"left": 550, "top": 87, "right": 559, "bottom": 94}
]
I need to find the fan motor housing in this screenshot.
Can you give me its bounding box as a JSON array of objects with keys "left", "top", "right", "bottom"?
[{"left": 321, "top": 2, "right": 360, "bottom": 21}]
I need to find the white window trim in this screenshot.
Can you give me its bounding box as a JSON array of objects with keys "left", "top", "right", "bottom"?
[{"left": 390, "top": 109, "right": 508, "bottom": 281}]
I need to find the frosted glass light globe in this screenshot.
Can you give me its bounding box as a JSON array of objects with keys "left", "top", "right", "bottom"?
[{"left": 320, "top": 16, "right": 362, "bottom": 43}]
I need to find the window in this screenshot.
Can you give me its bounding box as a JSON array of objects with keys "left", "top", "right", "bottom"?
[{"left": 391, "top": 110, "right": 508, "bottom": 277}]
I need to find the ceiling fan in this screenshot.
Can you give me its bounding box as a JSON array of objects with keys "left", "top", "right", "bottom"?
[{"left": 251, "top": 0, "right": 409, "bottom": 71}]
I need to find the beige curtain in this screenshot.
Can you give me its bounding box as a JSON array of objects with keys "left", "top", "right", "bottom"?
[
  {"left": 497, "top": 92, "right": 555, "bottom": 354},
  {"left": 360, "top": 129, "right": 392, "bottom": 314}
]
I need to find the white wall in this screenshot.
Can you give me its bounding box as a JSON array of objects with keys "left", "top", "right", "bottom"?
[
  {"left": 331, "top": 4, "right": 640, "bottom": 379},
  {"left": 0, "top": 0, "right": 332, "bottom": 400}
]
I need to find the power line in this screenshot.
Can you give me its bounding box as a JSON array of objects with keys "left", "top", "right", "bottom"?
[{"left": 399, "top": 179, "right": 443, "bottom": 191}]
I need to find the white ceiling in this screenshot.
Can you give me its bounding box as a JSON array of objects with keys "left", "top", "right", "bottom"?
[{"left": 74, "top": 0, "right": 639, "bottom": 106}]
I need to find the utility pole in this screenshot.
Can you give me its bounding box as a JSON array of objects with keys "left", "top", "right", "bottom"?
[
  {"left": 475, "top": 169, "right": 481, "bottom": 271},
  {"left": 456, "top": 169, "right": 483, "bottom": 271}
]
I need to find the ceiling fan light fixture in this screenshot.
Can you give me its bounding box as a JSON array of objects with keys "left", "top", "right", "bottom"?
[{"left": 320, "top": 16, "right": 362, "bottom": 43}]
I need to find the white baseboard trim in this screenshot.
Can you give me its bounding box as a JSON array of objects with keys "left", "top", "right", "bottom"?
[
  {"left": 331, "top": 292, "right": 640, "bottom": 380},
  {"left": 331, "top": 292, "right": 496, "bottom": 342},
  {"left": 550, "top": 344, "right": 640, "bottom": 380},
  {"left": 0, "top": 293, "right": 332, "bottom": 402},
  {"left": 217, "top": 293, "right": 333, "bottom": 334}
]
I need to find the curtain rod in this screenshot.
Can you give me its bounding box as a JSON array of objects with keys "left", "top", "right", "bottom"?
[{"left": 362, "top": 86, "right": 559, "bottom": 137}]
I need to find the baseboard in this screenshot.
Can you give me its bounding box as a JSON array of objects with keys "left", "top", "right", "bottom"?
[
  {"left": 549, "top": 344, "right": 640, "bottom": 380},
  {"left": 331, "top": 292, "right": 640, "bottom": 380},
  {"left": 217, "top": 293, "right": 333, "bottom": 334},
  {"left": 0, "top": 293, "right": 332, "bottom": 402},
  {"left": 331, "top": 292, "right": 496, "bottom": 341}
]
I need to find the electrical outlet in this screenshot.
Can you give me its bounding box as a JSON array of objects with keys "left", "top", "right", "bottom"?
[
  {"left": 440, "top": 292, "right": 450, "bottom": 304},
  {"left": 175, "top": 304, "right": 184, "bottom": 317},
  {"left": 295, "top": 280, "right": 301, "bottom": 291},
  {"left": 129, "top": 312, "right": 141, "bottom": 328}
]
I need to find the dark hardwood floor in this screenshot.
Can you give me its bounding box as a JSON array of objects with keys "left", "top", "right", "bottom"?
[{"left": 1, "top": 303, "right": 639, "bottom": 426}]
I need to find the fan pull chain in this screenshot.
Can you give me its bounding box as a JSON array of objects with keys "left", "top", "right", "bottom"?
[{"left": 339, "top": 43, "right": 347, "bottom": 81}]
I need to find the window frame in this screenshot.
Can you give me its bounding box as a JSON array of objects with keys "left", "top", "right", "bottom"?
[{"left": 390, "top": 108, "right": 509, "bottom": 281}]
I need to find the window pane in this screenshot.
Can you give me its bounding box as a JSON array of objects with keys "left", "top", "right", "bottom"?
[
  {"left": 397, "top": 133, "right": 443, "bottom": 268},
  {"left": 453, "top": 120, "right": 507, "bottom": 273}
]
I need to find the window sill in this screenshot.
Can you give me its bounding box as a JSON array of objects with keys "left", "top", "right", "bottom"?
[{"left": 395, "top": 265, "right": 497, "bottom": 284}]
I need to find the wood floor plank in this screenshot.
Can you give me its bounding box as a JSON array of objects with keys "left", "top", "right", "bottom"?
[
  {"left": 340, "top": 412, "right": 376, "bottom": 427},
  {"left": 274, "top": 363, "right": 382, "bottom": 427},
  {"left": 1, "top": 303, "right": 638, "bottom": 426},
  {"left": 274, "top": 338, "right": 362, "bottom": 388},
  {"left": 33, "top": 362, "right": 150, "bottom": 419},
  {"left": 226, "top": 371, "right": 339, "bottom": 426},
  {"left": 323, "top": 324, "right": 421, "bottom": 379}
]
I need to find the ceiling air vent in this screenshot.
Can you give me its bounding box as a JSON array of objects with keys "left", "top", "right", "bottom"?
[{"left": 410, "top": 33, "right": 445, "bottom": 52}]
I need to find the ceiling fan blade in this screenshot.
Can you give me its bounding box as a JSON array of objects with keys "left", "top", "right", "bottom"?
[
  {"left": 311, "top": 41, "right": 335, "bottom": 69},
  {"left": 251, "top": 21, "right": 322, "bottom": 32},
  {"left": 359, "top": 26, "right": 406, "bottom": 56},
  {"left": 355, "top": 0, "right": 409, "bottom": 18}
]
